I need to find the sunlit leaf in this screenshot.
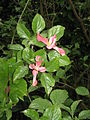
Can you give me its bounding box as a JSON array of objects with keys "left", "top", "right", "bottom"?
[
  {"left": 48, "top": 25, "right": 65, "bottom": 41},
  {"left": 13, "top": 66, "right": 28, "bottom": 81},
  {"left": 32, "top": 13, "right": 45, "bottom": 33},
  {"left": 23, "top": 109, "right": 39, "bottom": 120},
  {"left": 43, "top": 105, "right": 62, "bottom": 120},
  {"left": 17, "top": 22, "right": 30, "bottom": 40},
  {"left": 29, "top": 98, "right": 52, "bottom": 112},
  {"left": 40, "top": 73, "right": 55, "bottom": 94}
]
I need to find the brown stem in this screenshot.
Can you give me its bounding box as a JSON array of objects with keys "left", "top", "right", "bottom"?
[
  {"left": 75, "top": 65, "right": 90, "bottom": 86},
  {"left": 57, "top": 81, "right": 75, "bottom": 90},
  {"left": 40, "top": 0, "right": 44, "bottom": 17},
  {"left": 44, "top": 0, "right": 51, "bottom": 28},
  {"left": 51, "top": 0, "right": 56, "bottom": 26},
  {"left": 87, "top": 70, "right": 90, "bottom": 90},
  {"left": 44, "top": 0, "right": 49, "bottom": 19},
  {"left": 68, "top": 0, "right": 90, "bottom": 44}
]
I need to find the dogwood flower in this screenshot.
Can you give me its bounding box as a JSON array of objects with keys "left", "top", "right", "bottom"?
[
  {"left": 29, "top": 56, "right": 46, "bottom": 86},
  {"left": 37, "top": 33, "right": 65, "bottom": 56}
]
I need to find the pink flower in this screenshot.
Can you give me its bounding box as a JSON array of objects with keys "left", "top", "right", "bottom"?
[
  {"left": 37, "top": 33, "right": 65, "bottom": 56},
  {"left": 29, "top": 56, "right": 46, "bottom": 86}
]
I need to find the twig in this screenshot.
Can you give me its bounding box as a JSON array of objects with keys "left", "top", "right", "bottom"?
[
  {"left": 68, "top": 0, "right": 90, "bottom": 44},
  {"left": 11, "top": 0, "right": 30, "bottom": 44},
  {"left": 76, "top": 65, "right": 90, "bottom": 85},
  {"left": 51, "top": 0, "right": 56, "bottom": 26},
  {"left": 57, "top": 81, "right": 75, "bottom": 90},
  {"left": 40, "top": 0, "right": 44, "bottom": 17},
  {"left": 44, "top": 0, "right": 49, "bottom": 19}
]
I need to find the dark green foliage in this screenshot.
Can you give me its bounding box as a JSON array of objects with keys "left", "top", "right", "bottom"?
[{"left": 0, "top": 0, "right": 90, "bottom": 120}]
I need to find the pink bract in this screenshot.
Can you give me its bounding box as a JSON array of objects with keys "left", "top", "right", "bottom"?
[
  {"left": 37, "top": 33, "right": 48, "bottom": 45},
  {"left": 37, "top": 33, "right": 65, "bottom": 56},
  {"left": 53, "top": 46, "right": 65, "bottom": 56},
  {"left": 32, "top": 70, "right": 38, "bottom": 86},
  {"left": 29, "top": 56, "right": 46, "bottom": 86}
]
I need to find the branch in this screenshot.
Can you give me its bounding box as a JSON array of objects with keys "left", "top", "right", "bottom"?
[
  {"left": 11, "top": 0, "right": 30, "bottom": 44},
  {"left": 44, "top": 0, "right": 49, "bottom": 19},
  {"left": 40, "top": 0, "right": 44, "bottom": 17},
  {"left": 68, "top": 0, "right": 90, "bottom": 44},
  {"left": 76, "top": 65, "right": 90, "bottom": 85}
]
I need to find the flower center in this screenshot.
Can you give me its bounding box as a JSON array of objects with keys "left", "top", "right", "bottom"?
[
  {"left": 47, "top": 41, "right": 50, "bottom": 46},
  {"left": 35, "top": 66, "right": 39, "bottom": 71}
]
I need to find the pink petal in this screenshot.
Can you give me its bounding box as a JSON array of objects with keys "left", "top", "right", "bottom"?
[
  {"left": 36, "top": 56, "right": 43, "bottom": 67},
  {"left": 49, "top": 34, "right": 56, "bottom": 44},
  {"left": 32, "top": 70, "right": 38, "bottom": 86},
  {"left": 36, "top": 56, "right": 41, "bottom": 62},
  {"left": 37, "top": 33, "right": 48, "bottom": 45},
  {"left": 38, "top": 67, "right": 46, "bottom": 72},
  {"left": 29, "top": 64, "right": 36, "bottom": 69},
  {"left": 53, "top": 46, "right": 65, "bottom": 56},
  {"left": 36, "top": 61, "right": 42, "bottom": 67},
  {"left": 32, "top": 70, "right": 38, "bottom": 76},
  {"left": 32, "top": 79, "right": 38, "bottom": 86},
  {"left": 47, "top": 35, "right": 56, "bottom": 49}
]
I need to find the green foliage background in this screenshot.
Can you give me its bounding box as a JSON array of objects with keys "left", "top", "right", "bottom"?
[{"left": 0, "top": 0, "right": 90, "bottom": 120}]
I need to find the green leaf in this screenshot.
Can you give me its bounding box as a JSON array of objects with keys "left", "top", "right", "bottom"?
[
  {"left": 75, "top": 116, "right": 79, "bottom": 120},
  {"left": 41, "top": 30, "right": 48, "bottom": 38},
  {"left": 64, "top": 47, "right": 70, "bottom": 55},
  {"left": 23, "top": 47, "right": 34, "bottom": 64},
  {"left": 17, "top": 22, "right": 30, "bottom": 40},
  {"left": 50, "top": 89, "right": 69, "bottom": 104},
  {"left": 71, "top": 100, "right": 81, "bottom": 117},
  {"left": 79, "top": 110, "right": 90, "bottom": 119},
  {"left": 22, "top": 39, "right": 29, "bottom": 47},
  {"left": 8, "top": 44, "right": 23, "bottom": 50},
  {"left": 59, "top": 104, "right": 70, "bottom": 113},
  {"left": 17, "top": 50, "right": 22, "bottom": 61},
  {"left": 59, "top": 55, "right": 70, "bottom": 66},
  {"left": 6, "top": 109, "right": 12, "bottom": 120},
  {"left": 48, "top": 25, "right": 65, "bottom": 41},
  {"left": 23, "top": 109, "right": 39, "bottom": 120},
  {"left": 8, "top": 58, "right": 24, "bottom": 81},
  {"left": 0, "top": 58, "right": 8, "bottom": 89},
  {"left": 62, "top": 115, "right": 72, "bottom": 120},
  {"left": 48, "top": 50, "right": 60, "bottom": 61},
  {"left": 43, "top": 105, "right": 62, "bottom": 120},
  {"left": 32, "top": 13, "right": 45, "bottom": 33},
  {"left": 29, "top": 98, "right": 52, "bottom": 112},
  {"left": 56, "top": 68, "right": 65, "bottom": 79},
  {"left": 10, "top": 79, "right": 27, "bottom": 104},
  {"left": 75, "top": 86, "right": 89, "bottom": 96},
  {"left": 34, "top": 49, "right": 47, "bottom": 62},
  {"left": 83, "top": 56, "right": 88, "bottom": 62},
  {"left": 48, "top": 50, "right": 70, "bottom": 66},
  {"left": 62, "top": 111, "right": 72, "bottom": 120},
  {"left": 13, "top": 66, "right": 28, "bottom": 81},
  {"left": 7, "top": 57, "right": 16, "bottom": 81},
  {"left": 45, "top": 57, "right": 59, "bottom": 72},
  {"left": 40, "top": 73, "right": 55, "bottom": 94},
  {"left": 65, "top": 98, "right": 73, "bottom": 106},
  {"left": 40, "top": 116, "right": 49, "bottom": 120},
  {"left": 28, "top": 86, "right": 39, "bottom": 93}
]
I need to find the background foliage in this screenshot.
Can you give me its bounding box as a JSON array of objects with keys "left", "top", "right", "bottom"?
[{"left": 0, "top": 0, "right": 90, "bottom": 120}]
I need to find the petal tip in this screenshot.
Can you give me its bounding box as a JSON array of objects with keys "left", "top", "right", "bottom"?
[{"left": 32, "top": 80, "right": 38, "bottom": 86}]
